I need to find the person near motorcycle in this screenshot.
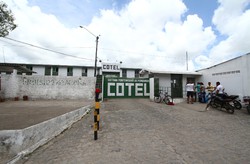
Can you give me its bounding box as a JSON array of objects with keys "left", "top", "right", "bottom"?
[{"left": 215, "top": 81, "right": 225, "bottom": 98}]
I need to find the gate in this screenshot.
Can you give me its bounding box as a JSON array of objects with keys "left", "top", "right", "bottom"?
[{"left": 103, "top": 77, "right": 150, "bottom": 99}]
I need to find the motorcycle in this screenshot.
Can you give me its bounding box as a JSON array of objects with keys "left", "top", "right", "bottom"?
[
  {"left": 224, "top": 92, "right": 242, "bottom": 110},
  {"left": 206, "top": 93, "right": 238, "bottom": 114}
]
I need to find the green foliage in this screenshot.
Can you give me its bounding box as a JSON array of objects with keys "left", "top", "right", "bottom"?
[{"left": 0, "top": 1, "right": 17, "bottom": 37}]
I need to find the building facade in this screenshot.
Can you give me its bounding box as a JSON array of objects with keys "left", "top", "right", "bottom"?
[
  {"left": 196, "top": 53, "right": 250, "bottom": 100},
  {"left": 139, "top": 70, "right": 202, "bottom": 98},
  {"left": 1, "top": 53, "right": 249, "bottom": 100}
]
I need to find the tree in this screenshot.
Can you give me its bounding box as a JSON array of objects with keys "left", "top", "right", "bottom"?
[{"left": 0, "top": 1, "right": 17, "bottom": 37}]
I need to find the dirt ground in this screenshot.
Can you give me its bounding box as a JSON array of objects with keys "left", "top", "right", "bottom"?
[{"left": 0, "top": 99, "right": 93, "bottom": 130}]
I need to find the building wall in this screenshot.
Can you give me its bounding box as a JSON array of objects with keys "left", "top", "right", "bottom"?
[
  {"left": 88, "top": 68, "right": 95, "bottom": 77},
  {"left": 73, "top": 67, "right": 82, "bottom": 76},
  {"left": 127, "top": 70, "right": 135, "bottom": 78},
  {"left": 154, "top": 74, "right": 171, "bottom": 92},
  {"left": 31, "top": 65, "right": 96, "bottom": 77},
  {"left": 197, "top": 54, "right": 250, "bottom": 100},
  {"left": 32, "top": 66, "right": 44, "bottom": 75},
  {"left": 0, "top": 73, "right": 96, "bottom": 100},
  {"left": 59, "top": 67, "right": 67, "bottom": 76}
]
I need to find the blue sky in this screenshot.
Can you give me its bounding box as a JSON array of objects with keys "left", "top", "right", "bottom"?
[
  {"left": 2, "top": 0, "right": 250, "bottom": 71},
  {"left": 27, "top": 0, "right": 218, "bottom": 28},
  {"left": 183, "top": 0, "right": 218, "bottom": 27},
  {"left": 28, "top": 0, "right": 132, "bottom": 27}
]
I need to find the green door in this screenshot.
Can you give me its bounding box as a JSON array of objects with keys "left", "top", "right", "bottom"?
[
  {"left": 154, "top": 78, "right": 159, "bottom": 96},
  {"left": 171, "top": 74, "right": 183, "bottom": 98}
]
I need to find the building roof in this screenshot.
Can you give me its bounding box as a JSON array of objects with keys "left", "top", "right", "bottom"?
[
  {"left": 0, "top": 63, "right": 36, "bottom": 73},
  {"left": 140, "top": 69, "right": 202, "bottom": 76},
  {"left": 196, "top": 52, "right": 250, "bottom": 72}
]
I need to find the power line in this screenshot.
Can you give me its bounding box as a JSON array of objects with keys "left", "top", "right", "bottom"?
[
  {"left": 99, "top": 47, "right": 186, "bottom": 60},
  {"left": 2, "top": 37, "right": 94, "bottom": 61}
]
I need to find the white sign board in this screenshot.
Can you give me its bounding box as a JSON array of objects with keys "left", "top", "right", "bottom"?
[{"left": 102, "top": 63, "right": 121, "bottom": 72}]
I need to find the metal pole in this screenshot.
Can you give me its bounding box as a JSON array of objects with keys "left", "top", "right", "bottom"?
[
  {"left": 186, "top": 51, "right": 188, "bottom": 71},
  {"left": 94, "top": 36, "right": 99, "bottom": 77}
]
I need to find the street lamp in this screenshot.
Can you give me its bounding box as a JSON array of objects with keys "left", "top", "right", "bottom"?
[{"left": 79, "top": 26, "right": 100, "bottom": 77}]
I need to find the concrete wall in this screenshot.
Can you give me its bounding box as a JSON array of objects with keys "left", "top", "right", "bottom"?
[
  {"left": 0, "top": 105, "right": 91, "bottom": 163},
  {"left": 0, "top": 73, "right": 96, "bottom": 100}
]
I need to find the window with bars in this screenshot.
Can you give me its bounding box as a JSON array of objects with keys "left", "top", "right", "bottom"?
[
  {"left": 67, "top": 67, "right": 73, "bottom": 76},
  {"left": 122, "top": 69, "right": 127, "bottom": 77},
  {"left": 45, "top": 66, "right": 51, "bottom": 76},
  {"left": 135, "top": 70, "right": 140, "bottom": 78},
  {"left": 26, "top": 66, "right": 33, "bottom": 75},
  {"left": 52, "top": 67, "right": 59, "bottom": 76},
  {"left": 82, "top": 68, "right": 87, "bottom": 76}
]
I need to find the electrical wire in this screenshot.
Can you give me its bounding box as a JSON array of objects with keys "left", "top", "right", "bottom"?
[{"left": 2, "top": 37, "right": 94, "bottom": 61}]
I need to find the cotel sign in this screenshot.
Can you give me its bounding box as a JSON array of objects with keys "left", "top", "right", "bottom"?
[
  {"left": 102, "top": 63, "right": 121, "bottom": 72},
  {"left": 103, "top": 78, "right": 150, "bottom": 98}
]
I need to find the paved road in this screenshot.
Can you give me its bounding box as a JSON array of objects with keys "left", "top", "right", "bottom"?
[
  {"left": 16, "top": 99, "right": 250, "bottom": 164},
  {"left": 0, "top": 100, "right": 92, "bottom": 130}
]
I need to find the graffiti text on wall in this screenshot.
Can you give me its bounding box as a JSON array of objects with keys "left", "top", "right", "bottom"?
[{"left": 22, "top": 78, "right": 87, "bottom": 86}]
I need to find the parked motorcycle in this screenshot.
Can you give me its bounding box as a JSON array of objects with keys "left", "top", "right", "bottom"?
[
  {"left": 206, "top": 93, "right": 238, "bottom": 114},
  {"left": 223, "top": 92, "right": 242, "bottom": 110}
]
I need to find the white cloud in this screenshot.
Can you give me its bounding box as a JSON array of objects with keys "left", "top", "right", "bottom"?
[
  {"left": 209, "top": 0, "right": 250, "bottom": 65},
  {"left": 2, "top": 0, "right": 218, "bottom": 71}
]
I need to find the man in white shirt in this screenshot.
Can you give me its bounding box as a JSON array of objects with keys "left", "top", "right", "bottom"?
[
  {"left": 186, "top": 81, "right": 195, "bottom": 104},
  {"left": 215, "top": 81, "right": 224, "bottom": 98}
]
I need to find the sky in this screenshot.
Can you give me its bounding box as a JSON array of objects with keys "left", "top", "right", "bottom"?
[{"left": 1, "top": 0, "right": 250, "bottom": 71}]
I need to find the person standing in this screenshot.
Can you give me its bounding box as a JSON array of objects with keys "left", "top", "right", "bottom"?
[
  {"left": 205, "top": 82, "right": 214, "bottom": 103},
  {"left": 186, "top": 81, "right": 195, "bottom": 104},
  {"left": 206, "top": 82, "right": 214, "bottom": 93},
  {"left": 196, "top": 82, "right": 205, "bottom": 103},
  {"left": 215, "top": 81, "right": 224, "bottom": 98}
]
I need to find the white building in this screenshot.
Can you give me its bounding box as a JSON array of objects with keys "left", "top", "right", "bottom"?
[
  {"left": 139, "top": 69, "right": 202, "bottom": 98},
  {"left": 1, "top": 52, "right": 249, "bottom": 100},
  {"left": 0, "top": 63, "right": 141, "bottom": 78},
  {"left": 196, "top": 53, "right": 250, "bottom": 100}
]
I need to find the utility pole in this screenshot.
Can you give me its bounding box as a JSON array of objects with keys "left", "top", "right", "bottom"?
[{"left": 79, "top": 26, "right": 100, "bottom": 77}]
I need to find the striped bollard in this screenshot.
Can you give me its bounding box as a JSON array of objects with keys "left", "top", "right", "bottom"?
[{"left": 94, "top": 88, "right": 101, "bottom": 140}]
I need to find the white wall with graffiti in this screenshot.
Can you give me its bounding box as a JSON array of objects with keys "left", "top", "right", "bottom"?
[{"left": 0, "top": 71, "right": 96, "bottom": 100}]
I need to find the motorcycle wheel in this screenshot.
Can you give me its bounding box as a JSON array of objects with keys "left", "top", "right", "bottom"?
[
  {"left": 233, "top": 100, "right": 242, "bottom": 110},
  {"left": 225, "top": 104, "right": 234, "bottom": 114},
  {"left": 247, "top": 105, "right": 250, "bottom": 114},
  {"left": 210, "top": 101, "right": 218, "bottom": 108}
]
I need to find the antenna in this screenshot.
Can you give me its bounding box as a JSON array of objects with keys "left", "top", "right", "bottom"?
[{"left": 186, "top": 51, "right": 188, "bottom": 71}]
